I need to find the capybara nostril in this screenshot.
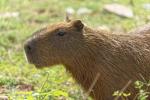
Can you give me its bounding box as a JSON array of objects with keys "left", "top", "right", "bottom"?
[
  {"left": 24, "top": 42, "right": 34, "bottom": 53},
  {"left": 26, "top": 44, "right": 31, "bottom": 51}
]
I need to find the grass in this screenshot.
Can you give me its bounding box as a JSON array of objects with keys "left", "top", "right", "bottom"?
[{"left": 0, "top": 0, "right": 149, "bottom": 99}]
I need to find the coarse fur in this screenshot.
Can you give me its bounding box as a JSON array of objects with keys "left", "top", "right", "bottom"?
[{"left": 24, "top": 20, "right": 150, "bottom": 100}]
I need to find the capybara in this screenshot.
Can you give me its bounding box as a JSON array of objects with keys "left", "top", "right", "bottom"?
[{"left": 24, "top": 19, "right": 150, "bottom": 100}]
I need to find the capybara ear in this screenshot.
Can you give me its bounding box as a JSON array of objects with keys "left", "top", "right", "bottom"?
[{"left": 72, "top": 20, "right": 84, "bottom": 31}]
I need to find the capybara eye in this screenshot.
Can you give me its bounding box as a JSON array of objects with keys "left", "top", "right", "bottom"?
[{"left": 57, "top": 31, "right": 65, "bottom": 36}]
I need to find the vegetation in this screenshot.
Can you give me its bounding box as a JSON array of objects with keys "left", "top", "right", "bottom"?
[{"left": 0, "top": 0, "right": 149, "bottom": 99}]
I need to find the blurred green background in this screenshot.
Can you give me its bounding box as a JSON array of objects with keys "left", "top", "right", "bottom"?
[{"left": 0, "top": 0, "right": 149, "bottom": 99}]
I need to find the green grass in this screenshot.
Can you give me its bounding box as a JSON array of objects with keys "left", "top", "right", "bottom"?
[{"left": 0, "top": 0, "right": 149, "bottom": 99}]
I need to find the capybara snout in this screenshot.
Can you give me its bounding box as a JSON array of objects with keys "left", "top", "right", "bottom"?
[
  {"left": 24, "top": 39, "right": 35, "bottom": 54},
  {"left": 24, "top": 38, "right": 37, "bottom": 65}
]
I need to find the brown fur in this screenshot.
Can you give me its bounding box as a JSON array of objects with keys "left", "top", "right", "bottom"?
[{"left": 24, "top": 20, "right": 150, "bottom": 100}]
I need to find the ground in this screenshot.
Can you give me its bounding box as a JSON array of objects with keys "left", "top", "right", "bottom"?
[{"left": 0, "top": 0, "right": 149, "bottom": 99}]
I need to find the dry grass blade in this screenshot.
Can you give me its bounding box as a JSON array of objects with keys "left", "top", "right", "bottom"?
[
  {"left": 83, "top": 73, "right": 100, "bottom": 100},
  {"left": 114, "top": 80, "right": 132, "bottom": 100},
  {"left": 65, "top": 12, "right": 71, "bottom": 22}
]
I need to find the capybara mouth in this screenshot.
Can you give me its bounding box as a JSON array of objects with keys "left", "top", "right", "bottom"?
[
  {"left": 24, "top": 52, "right": 33, "bottom": 64},
  {"left": 26, "top": 56, "right": 41, "bottom": 67},
  {"left": 24, "top": 52, "right": 35, "bottom": 64},
  {"left": 25, "top": 55, "right": 43, "bottom": 68},
  {"left": 24, "top": 51, "right": 47, "bottom": 68},
  {"left": 24, "top": 50, "right": 39, "bottom": 67}
]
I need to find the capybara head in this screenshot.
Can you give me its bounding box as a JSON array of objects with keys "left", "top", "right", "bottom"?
[{"left": 24, "top": 20, "right": 86, "bottom": 68}]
